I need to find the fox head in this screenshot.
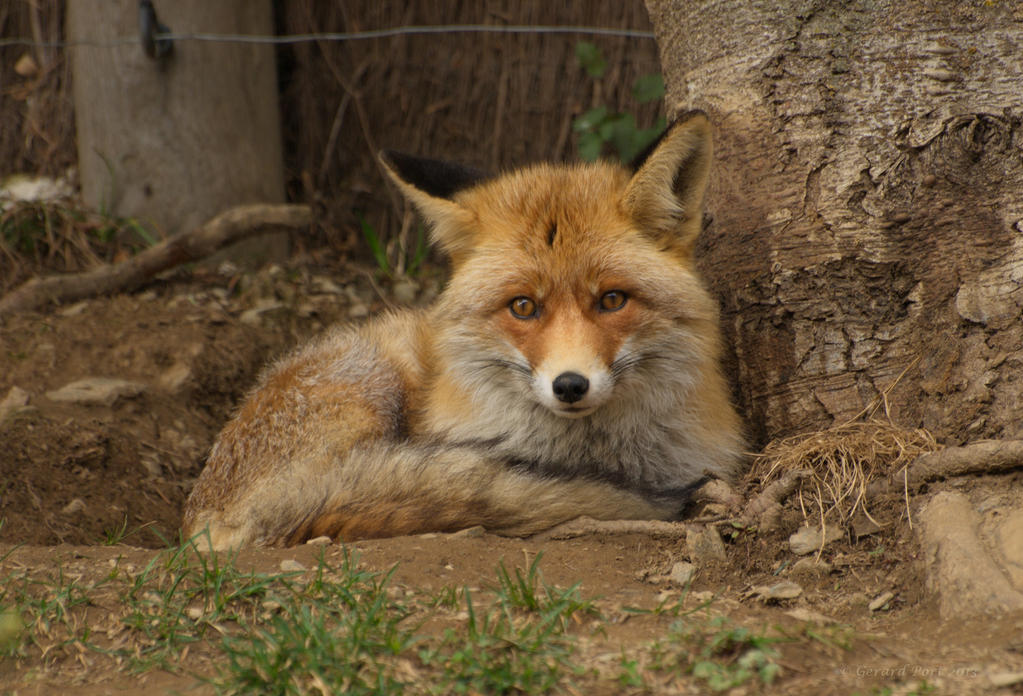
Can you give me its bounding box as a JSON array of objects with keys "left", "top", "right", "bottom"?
[{"left": 380, "top": 112, "right": 721, "bottom": 420}]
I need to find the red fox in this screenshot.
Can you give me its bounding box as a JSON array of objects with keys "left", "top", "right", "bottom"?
[{"left": 183, "top": 112, "right": 744, "bottom": 550}]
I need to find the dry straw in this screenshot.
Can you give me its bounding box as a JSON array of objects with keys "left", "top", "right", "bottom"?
[{"left": 750, "top": 359, "right": 939, "bottom": 530}]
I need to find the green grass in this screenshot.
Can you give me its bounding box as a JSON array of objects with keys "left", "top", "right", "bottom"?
[{"left": 0, "top": 540, "right": 834, "bottom": 694}]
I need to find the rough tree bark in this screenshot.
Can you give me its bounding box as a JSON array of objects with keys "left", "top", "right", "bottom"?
[
  {"left": 67, "top": 1, "right": 287, "bottom": 265},
  {"left": 645, "top": 0, "right": 1023, "bottom": 445}
]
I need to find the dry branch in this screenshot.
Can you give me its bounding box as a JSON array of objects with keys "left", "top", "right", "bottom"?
[
  {"left": 537, "top": 517, "right": 689, "bottom": 541},
  {"left": 0, "top": 203, "right": 312, "bottom": 316},
  {"left": 867, "top": 439, "right": 1023, "bottom": 498}
]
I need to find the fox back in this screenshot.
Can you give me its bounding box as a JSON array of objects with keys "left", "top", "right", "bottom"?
[{"left": 183, "top": 112, "right": 744, "bottom": 549}]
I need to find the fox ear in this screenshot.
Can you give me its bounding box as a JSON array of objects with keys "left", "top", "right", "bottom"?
[
  {"left": 379, "top": 151, "right": 490, "bottom": 261},
  {"left": 622, "top": 111, "right": 713, "bottom": 251}
]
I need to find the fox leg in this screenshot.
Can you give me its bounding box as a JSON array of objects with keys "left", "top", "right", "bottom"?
[{"left": 182, "top": 326, "right": 411, "bottom": 551}]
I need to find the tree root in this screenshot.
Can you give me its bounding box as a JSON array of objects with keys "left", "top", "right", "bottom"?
[
  {"left": 733, "top": 469, "right": 810, "bottom": 532},
  {"left": 0, "top": 203, "right": 312, "bottom": 316},
  {"left": 867, "top": 439, "right": 1023, "bottom": 498},
  {"left": 537, "top": 517, "right": 689, "bottom": 541}
]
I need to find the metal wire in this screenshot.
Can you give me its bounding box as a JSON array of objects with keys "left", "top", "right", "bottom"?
[{"left": 0, "top": 24, "right": 655, "bottom": 50}]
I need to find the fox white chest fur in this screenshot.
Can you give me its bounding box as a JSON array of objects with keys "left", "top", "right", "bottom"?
[{"left": 183, "top": 112, "right": 744, "bottom": 550}]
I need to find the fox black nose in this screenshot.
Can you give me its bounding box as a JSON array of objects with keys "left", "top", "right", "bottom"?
[{"left": 552, "top": 372, "right": 589, "bottom": 404}]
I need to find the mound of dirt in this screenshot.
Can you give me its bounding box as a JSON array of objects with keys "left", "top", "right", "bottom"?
[{"left": 0, "top": 264, "right": 376, "bottom": 547}]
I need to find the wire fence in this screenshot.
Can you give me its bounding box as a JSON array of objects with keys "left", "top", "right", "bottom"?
[{"left": 0, "top": 24, "right": 656, "bottom": 50}]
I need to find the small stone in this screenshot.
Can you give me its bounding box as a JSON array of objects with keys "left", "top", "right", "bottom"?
[
  {"left": 789, "top": 525, "right": 845, "bottom": 555},
  {"left": 392, "top": 278, "right": 419, "bottom": 305},
  {"left": 140, "top": 456, "right": 163, "bottom": 477},
  {"left": 668, "top": 561, "right": 697, "bottom": 587},
  {"left": 689, "top": 590, "right": 715, "bottom": 604},
  {"left": 451, "top": 525, "right": 485, "bottom": 538},
  {"left": 305, "top": 536, "right": 332, "bottom": 546},
  {"left": 280, "top": 559, "right": 306, "bottom": 573},
  {"left": 785, "top": 607, "right": 834, "bottom": 624},
  {"left": 57, "top": 301, "right": 89, "bottom": 317},
  {"left": 789, "top": 557, "right": 832, "bottom": 577},
  {"left": 239, "top": 300, "right": 286, "bottom": 326},
  {"left": 62, "top": 498, "right": 86, "bottom": 515},
  {"left": 311, "top": 276, "right": 345, "bottom": 295},
  {"left": 14, "top": 52, "right": 38, "bottom": 77},
  {"left": 868, "top": 591, "right": 895, "bottom": 612},
  {"left": 687, "top": 525, "right": 727, "bottom": 563},
  {"left": 851, "top": 515, "right": 882, "bottom": 540},
  {"left": 158, "top": 362, "right": 192, "bottom": 392},
  {"left": 0, "top": 386, "right": 30, "bottom": 421},
  {"left": 634, "top": 567, "right": 656, "bottom": 582},
  {"left": 46, "top": 377, "right": 146, "bottom": 406},
  {"left": 348, "top": 302, "right": 369, "bottom": 319},
  {"left": 751, "top": 579, "right": 803, "bottom": 602},
  {"left": 186, "top": 607, "right": 204, "bottom": 621}
]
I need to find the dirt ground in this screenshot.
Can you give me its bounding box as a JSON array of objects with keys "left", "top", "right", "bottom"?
[{"left": 2, "top": 259, "right": 1023, "bottom": 695}]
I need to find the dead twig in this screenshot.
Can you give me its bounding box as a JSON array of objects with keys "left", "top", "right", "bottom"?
[{"left": 0, "top": 203, "right": 312, "bottom": 316}]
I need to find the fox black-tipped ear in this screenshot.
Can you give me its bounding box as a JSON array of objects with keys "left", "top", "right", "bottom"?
[
  {"left": 379, "top": 151, "right": 491, "bottom": 200},
  {"left": 622, "top": 111, "right": 713, "bottom": 251},
  {"left": 379, "top": 151, "right": 492, "bottom": 261}
]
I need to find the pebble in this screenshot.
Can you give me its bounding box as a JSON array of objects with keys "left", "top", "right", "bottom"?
[
  {"left": 57, "top": 301, "right": 89, "bottom": 317},
  {"left": 687, "top": 525, "right": 727, "bottom": 563},
  {"left": 751, "top": 579, "right": 803, "bottom": 602},
  {"left": 451, "top": 525, "right": 485, "bottom": 538},
  {"left": 0, "top": 386, "right": 29, "bottom": 421},
  {"left": 789, "top": 525, "right": 845, "bottom": 555},
  {"left": 140, "top": 455, "right": 163, "bottom": 477},
  {"left": 239, "top": 300, "right": 286, "bottom": 326},
  {"left": 62, "top": 498, "right": 86, "bottom": 515},
  {"left": 311, "top": 276, "right": 345, "bottom": 295},
  {"left": 785, "top": 607, "right": 834, "bottom": 624},
  {"left": 668, "top": 561, "right": 697, "bottom": 587},
  {"left": 391, "top": 278, "right": 419, "bottom": 305},
  {"left": 305, "top": 536, "right": 332, "bottom": 546},
  {"left": 789, "top": 557, "right": 832, "bottom": 577},
  {"left": 280, "top": 559, "right": 307, "bottom": 573},
  {"left": 868, "top": 591, "right": 895, "bottom": 612},
  {"left": 45, "top": 377, "right": 146, "bottom": 406},
  {"left": 158, "top": 362, "right": 192, "bottom": 392}
]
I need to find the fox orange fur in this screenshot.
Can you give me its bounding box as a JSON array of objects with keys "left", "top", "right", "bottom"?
[{"left": 183, "top": 112, "right": 744, "bottom": 550}]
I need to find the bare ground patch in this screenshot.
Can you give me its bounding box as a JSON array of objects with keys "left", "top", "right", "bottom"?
[{"left": 2, "top": 263, "right": 1022, "bottom": 695}]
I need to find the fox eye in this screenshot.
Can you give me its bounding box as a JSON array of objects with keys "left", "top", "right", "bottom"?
[
  {"left": 509, "top": 296, "right": 539, "bottom": 319},
  {"left": 599, "top": 290, "right": 628, "bottom": 312}
]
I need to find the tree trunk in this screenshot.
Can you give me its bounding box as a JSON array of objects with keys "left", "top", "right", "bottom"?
[
  {"left": 645, "top": 0, "right": 1023, "bottom": 445},
  {"left": 67, "top": 0, "right": 287, "bottom": 265}
]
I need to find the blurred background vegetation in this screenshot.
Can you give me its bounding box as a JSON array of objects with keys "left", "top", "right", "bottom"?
[{"left": 0, "top": 1, "right": 664, "bottom": 289}]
